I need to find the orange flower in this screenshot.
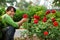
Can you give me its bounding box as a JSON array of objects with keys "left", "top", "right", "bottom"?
[
  {"left": 51, "top": 9, "right": 56, "bottom": 13},
  {"left": 33, "top": 15, "right": 40, "bottom": 20},
  {"left": 44, "top": 31, "right": 48, "bottom": 36},
  {"left": 51, "top": 18, "right": 56, "bottom": 22},
  {"left": 45, "top": 10, "right": 50, "bottom": 15},
  {"left": 34, "top": 19, "right": 38, "bottom": 24},
  {"left": 42, "top": 16, "right": 47, "bottom": 22},
  {"left": 23, "top": 14, "right": 28, "bottom": 18},
  {"left": 53, "top": 21, "right": 58, "bottom": 27}
]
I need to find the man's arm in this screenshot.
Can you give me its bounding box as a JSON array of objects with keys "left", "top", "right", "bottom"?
[
  {"left": 4, "top": 15, "right": 19, "bottom": 28},
  {"left": 17, "top": 18, "right": 27, "bottom": 26},
  {"left": 4, "top": 15, "right": 27, "bottom": 28}
]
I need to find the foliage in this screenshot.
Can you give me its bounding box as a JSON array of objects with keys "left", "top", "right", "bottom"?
[
  {"left": 0, "top": 5, "right": 60, "bottom": 39},
  {"left": 13, "top": 9, "right": 25, "bottom": 21},
  {"left": 16, "top": 0, "right": 30, "bottom": 10},
  {"left": 0, "top": 7, "right": 5, "bottom": 16},
  {"left": 0, "top": 7, "right": 5, "bottom": 39},
  {"left": 53, "top": 0, "right": 60, "bottom": 6},
  {"left": 22, "top": 9, "right": 60, "bottom": 40},
  {"left": 0, "top": 0, "right": 6, "bottom": 7},
  {"left": 14, "top": 6, "right": 47, "bottom": 22},
  {"left": 0, "top": 0, "right": 16, "bottom": 7},
  {"left": 0, "top": 7, "right": 5, "bottom": 28}
]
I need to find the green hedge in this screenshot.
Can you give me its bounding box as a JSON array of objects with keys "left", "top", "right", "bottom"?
[
  {"left": 13, "top": 6, "right": 47, "bottom": 21},
  {"left": 0, "top": 6, "right": 60, "bottom": 39}
]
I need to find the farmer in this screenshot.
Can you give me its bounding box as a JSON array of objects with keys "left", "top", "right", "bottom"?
[{"left": 1, "top": 6, "right": 28, "bottom": 40}]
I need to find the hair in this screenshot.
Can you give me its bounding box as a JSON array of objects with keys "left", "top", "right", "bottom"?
[{"left": 6, "top": 6, "right": 16, "bottom": 12}]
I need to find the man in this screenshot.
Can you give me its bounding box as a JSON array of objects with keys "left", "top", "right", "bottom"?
[{"left": 1, "top": 6, "right": 28, "bottom": 40}]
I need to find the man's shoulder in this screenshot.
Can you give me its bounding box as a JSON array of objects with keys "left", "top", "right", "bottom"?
[
  {"left": 2, "top": 14, "right": 8, "bottom": 18},
  {"left": 1, "top": 14, "right": 7, "bottom": 19}
]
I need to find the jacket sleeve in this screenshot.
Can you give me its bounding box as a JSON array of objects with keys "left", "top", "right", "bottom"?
[{"left": 4, "top": 15, "right": 19, "bottom": 28}]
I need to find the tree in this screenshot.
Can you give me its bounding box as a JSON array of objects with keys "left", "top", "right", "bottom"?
[
  {"left": 53, "top": 0, "right": 60, "bottom": 6},
  {"left": 16, "top": 0, "right": 31, "bottom": 10},
  {"left": 0, "top": 0, "right": 16, "bottom": 7},
  {"left": 6, "top": 0, "right": 16, "bottom": 6},
  {"left": 0, "top": 0, "right": 6, "bottom": 7}
]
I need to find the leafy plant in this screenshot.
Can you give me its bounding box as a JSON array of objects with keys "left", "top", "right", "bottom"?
[{"left": 22, "top": 9, "right": 60, "bottom": 40}]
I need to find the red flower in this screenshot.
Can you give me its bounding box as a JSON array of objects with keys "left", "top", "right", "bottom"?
[
  {"left": 33, "top": 15, "right": 40, "bottom": 20},
  {"left": 45, "top": 10, "right": 50, "bottom": 15},
  {"left": 23, "top": 14, "right": 28, "bottom": 18},
  {"left": 34, "top": 19, "right": 38, "bottom": 24},
  {"left": 51, "top": 18, "right": 56, "bottom": 22},
  {"left": 51, "top": 9, "right": 56, "bottom": 13},
  {"left": 44, "top": 31, "right": 48, "bottom": 36},
  {"left": 42, "top": 16, "right": 47, "bottom": 22},
  {"left": 53, "top": 21, "right": 58, "bottom": 27}
]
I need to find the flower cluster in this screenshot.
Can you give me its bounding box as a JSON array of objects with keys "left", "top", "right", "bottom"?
[
  {"left": 33, "top": 15, "right": 40, "bottom": 24},
  {"left": 23, "top": 14, "right": 28, "bottom": 18},
  {"left": 22, "top": 9, "right": 60, "bottom": 39}
]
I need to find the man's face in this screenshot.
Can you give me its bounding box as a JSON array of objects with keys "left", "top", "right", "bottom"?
[{"left": 7, "top": 8, "right": 15, "bottom": 18}]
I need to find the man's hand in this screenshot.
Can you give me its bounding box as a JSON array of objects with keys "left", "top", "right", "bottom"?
[
  {"left": 18, "top": 18, "right": 28, "bottom": 27},
  {"left": 21, "top": 18, "right": 28, "bottom": 22}
]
